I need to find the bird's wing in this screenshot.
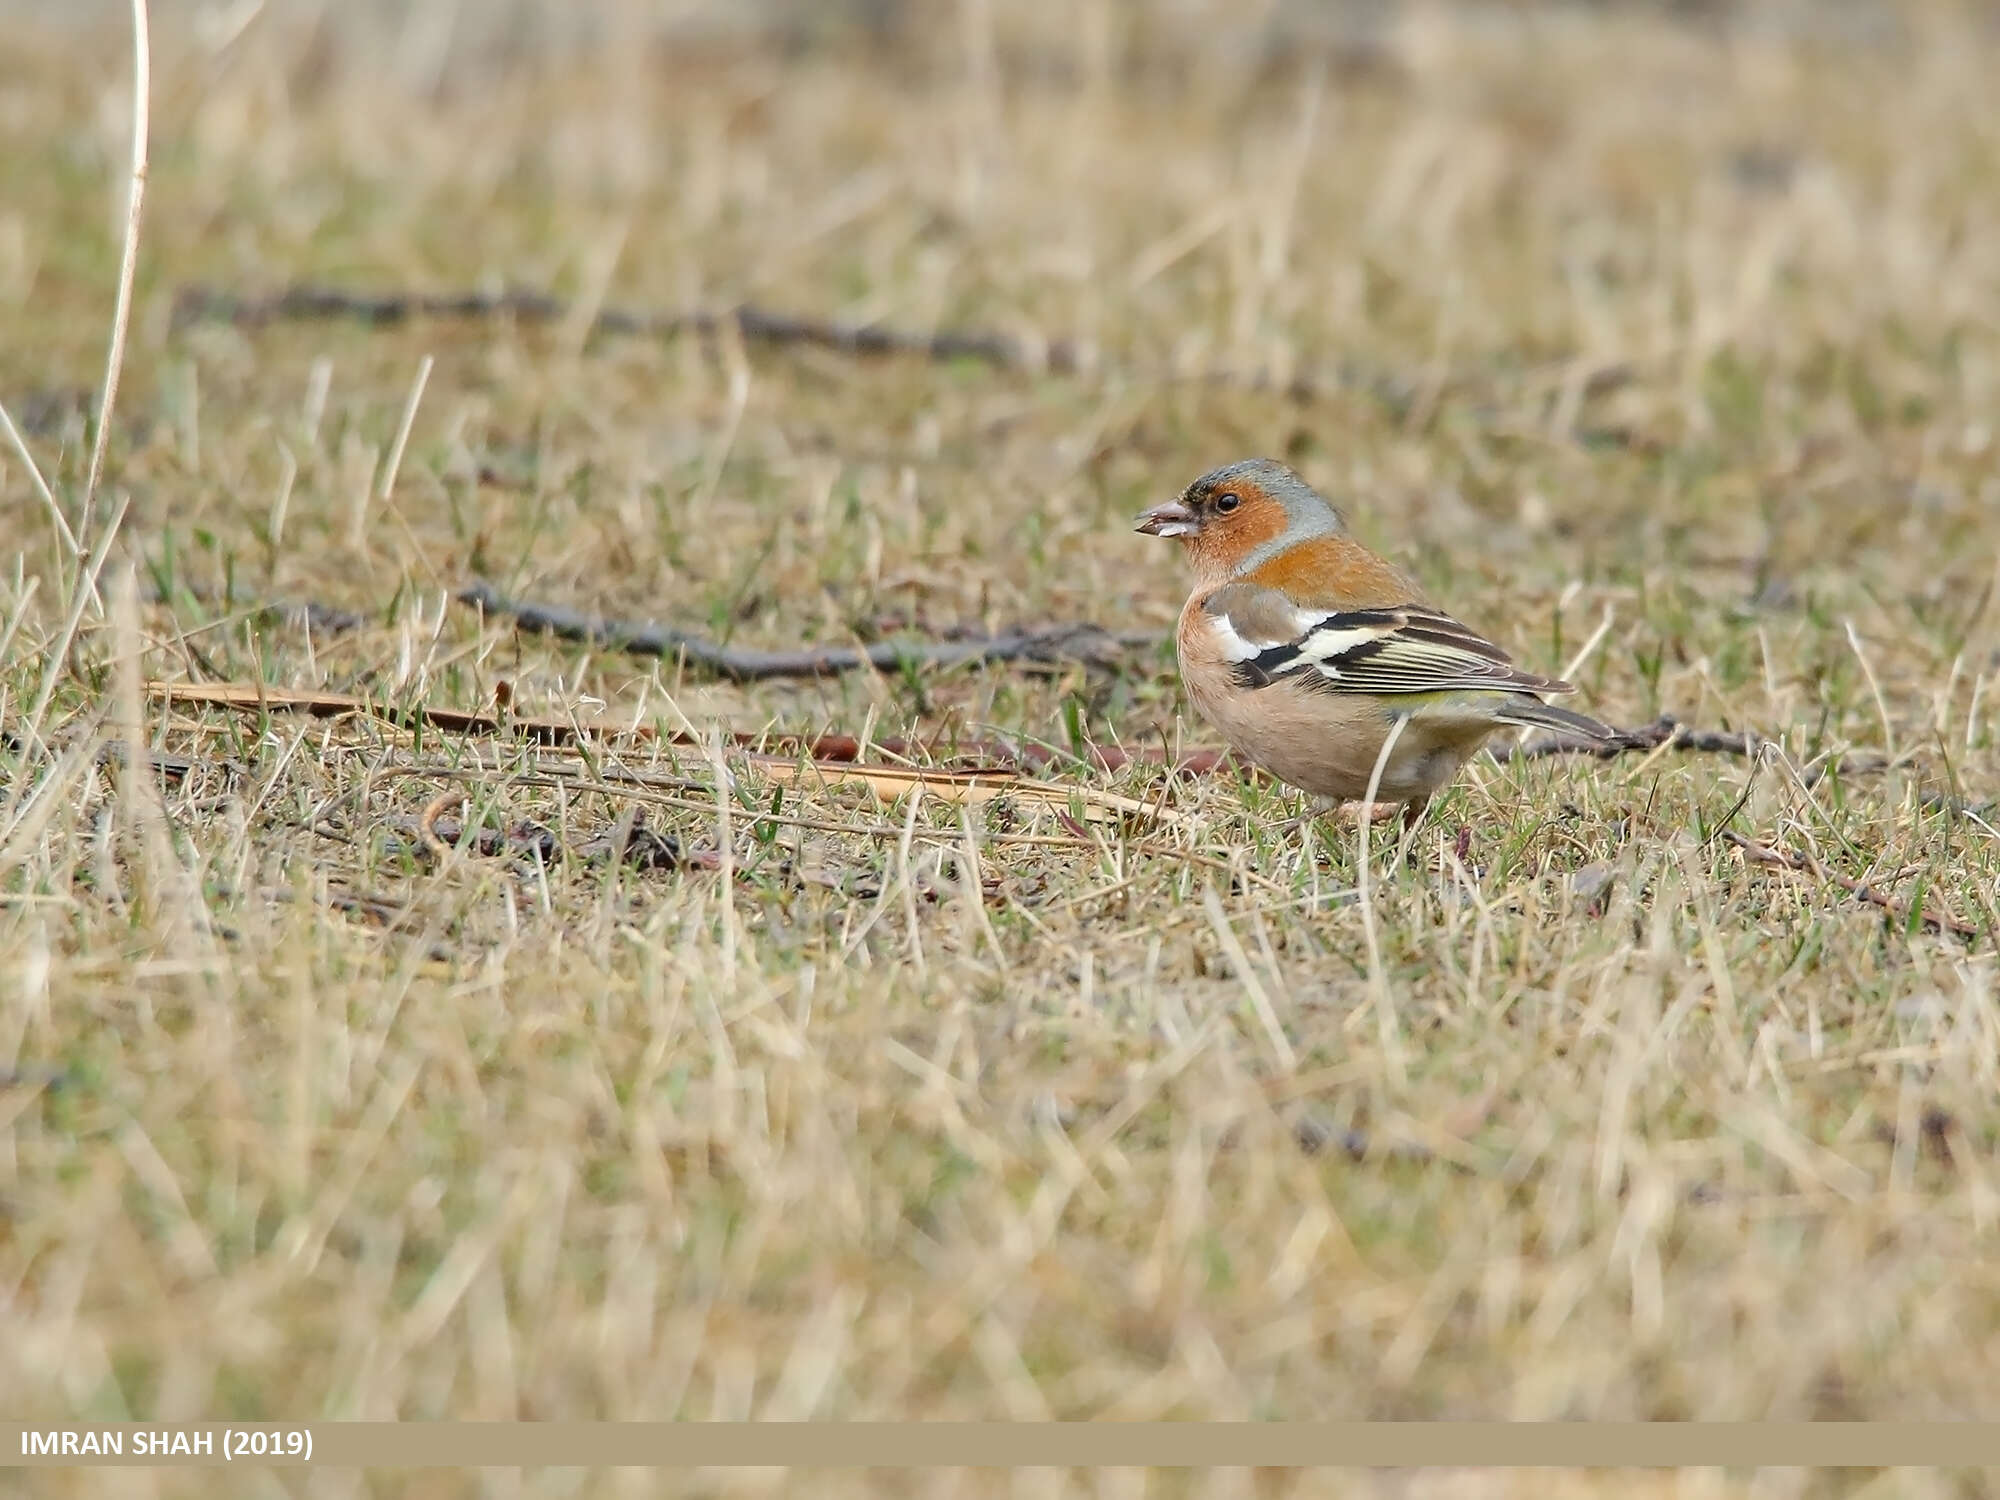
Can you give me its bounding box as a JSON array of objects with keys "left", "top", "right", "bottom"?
[{"left": 1201, "top": 583, "right": 1572, "bottom": 698}]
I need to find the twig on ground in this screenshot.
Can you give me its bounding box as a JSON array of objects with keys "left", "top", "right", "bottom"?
[
  {"left": 1722, "top": 829, "right": 1979, "bottom": 941},
  {"left": 262, "top": 598, "right": 371, "bottom": 635},
  {"left": 456, "top": 578, "right": 1158, "bottom": 679},
  {"left": 168, "top": 281, "right": 1436, "bottom": 409},
  {"left": 162, "top": 282, "right": 1690, "bottom": 445},
  {"left": 172, "top": 283, "right": 1091, "bottom": 374},
  {"left": 1505, "top": 714, "right": 1759, "bottom": 761}
]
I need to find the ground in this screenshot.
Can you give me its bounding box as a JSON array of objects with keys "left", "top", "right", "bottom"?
[{"left": 2, "top": 1, "right": 1999, "bottom": 1496}]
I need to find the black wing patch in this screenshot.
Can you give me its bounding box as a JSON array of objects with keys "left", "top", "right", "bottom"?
[{"left": 1224, "top": 605, "right": 1570, "bottom": 698}]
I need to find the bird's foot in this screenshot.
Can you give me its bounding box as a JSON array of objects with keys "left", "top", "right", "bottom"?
[{"left": 1338, "top": 801, "right": 1405, "bottom": 826}]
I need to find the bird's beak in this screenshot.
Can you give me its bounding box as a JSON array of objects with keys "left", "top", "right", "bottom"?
[{"left": 1134, "top": 499, "right": 1197, "bottom": 539}]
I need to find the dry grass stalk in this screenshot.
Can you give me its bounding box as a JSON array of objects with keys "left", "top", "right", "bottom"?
[{"left": 79, "top": 0, "right": 151, "bottom": 536}]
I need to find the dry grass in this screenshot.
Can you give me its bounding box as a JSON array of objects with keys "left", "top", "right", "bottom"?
[{"left": 5, "top": 0, "right": 2000, "bottom": 1495}]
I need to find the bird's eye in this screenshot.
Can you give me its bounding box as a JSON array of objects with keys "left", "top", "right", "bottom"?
[{"left": 1214, "top": 491, "right": 1241, "bottom": 513}]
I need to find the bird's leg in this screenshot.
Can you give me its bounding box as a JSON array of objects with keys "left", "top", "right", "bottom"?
[
  {"left": 1338, "top": 800, "right": 1403, "bottom": 826},
  {"left": 1272, "top": 795, "right": 1334, "bottom": 840}
]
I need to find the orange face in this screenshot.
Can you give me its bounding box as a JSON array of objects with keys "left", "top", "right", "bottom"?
[
  {"left": 1138, "top": 461, "right": 1425, "bottom": 607},
  {"left": 1134, "top": 474, "right": 1287, "bottom": 579}
]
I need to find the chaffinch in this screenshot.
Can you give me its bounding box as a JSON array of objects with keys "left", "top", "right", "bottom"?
[{"left": 1137, "top": 458, "right": 1613, "bottom": 817}]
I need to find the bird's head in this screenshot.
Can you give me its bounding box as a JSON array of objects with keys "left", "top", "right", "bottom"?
[{"left": 1135, "top": 458, "right": 1344, "bottom": 581}]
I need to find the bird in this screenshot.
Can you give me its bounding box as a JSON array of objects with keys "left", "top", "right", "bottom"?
[{"left": 1135, "top": 458, "right": 1615, "bottom": 823}]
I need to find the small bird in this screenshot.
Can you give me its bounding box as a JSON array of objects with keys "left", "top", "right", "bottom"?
[{"left": 1136, "top": 458, "right": 1614, "bottom": 821}]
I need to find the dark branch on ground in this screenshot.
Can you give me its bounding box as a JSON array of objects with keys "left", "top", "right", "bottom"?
[
  {"left": 1504, "top": 714, "right": 1758, "bottom": 761},
  {"left": 1503, "top": 715, "right": 1881, "bottom": 787},
  {"left": 456, "top": 578, "right": 1160, "bottom": 680},
  {"left": 168, "top": 281, "right": 1447, "bottom": 409},
  {"left": 172, "top": 282, "right": 1092, "bottom": 374}
]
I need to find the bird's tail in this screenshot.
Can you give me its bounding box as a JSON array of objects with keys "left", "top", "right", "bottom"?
[{"left": 1491, "top": 695, "right": 1618, "bottom": 741}]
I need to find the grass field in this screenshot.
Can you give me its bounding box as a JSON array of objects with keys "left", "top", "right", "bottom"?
[{"left": 5, "top": 0, "right": 2000, "bottom": 1494}]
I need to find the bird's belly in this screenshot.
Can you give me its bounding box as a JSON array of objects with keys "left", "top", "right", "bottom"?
[{"left": 1185, "top": 674, "right": 1494, "bottom": 803}]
